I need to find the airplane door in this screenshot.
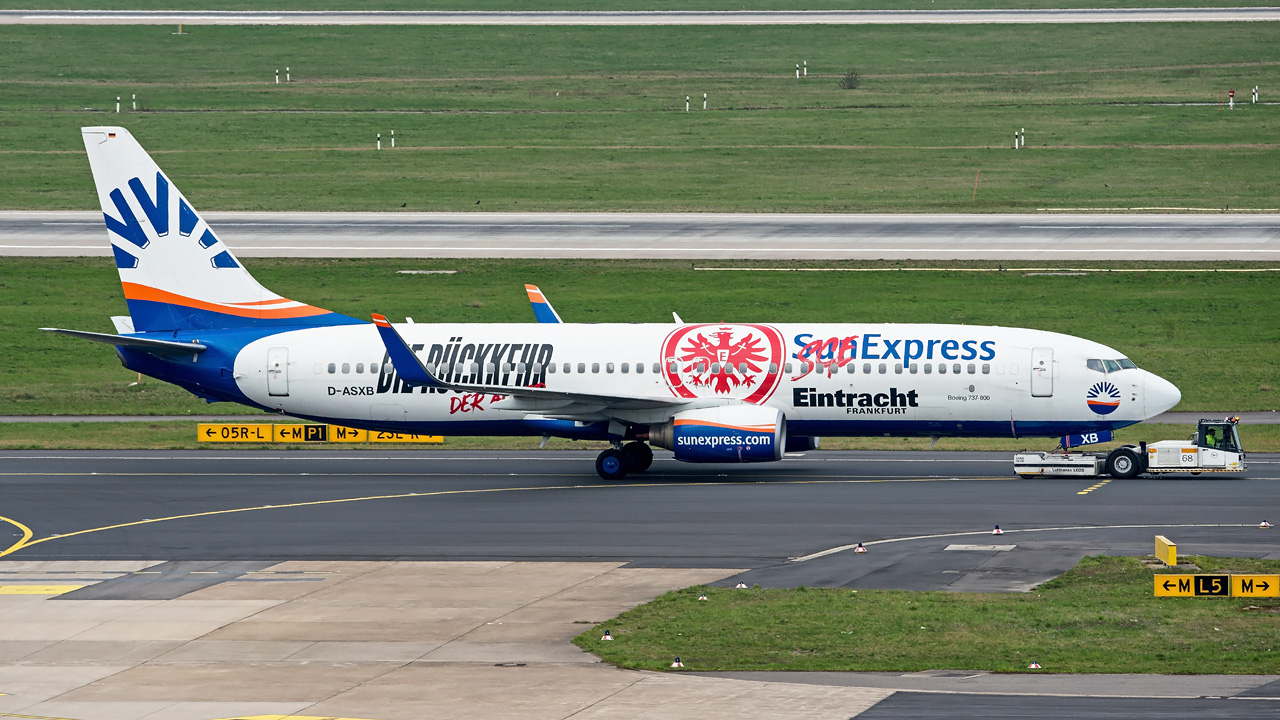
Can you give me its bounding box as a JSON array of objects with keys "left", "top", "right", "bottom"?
[
  {"left": 267, "top": 347, "right": 289, "bottom": 397},
  {"left": 1030, "top": 347, "right": 1053, "bottom": 397}
]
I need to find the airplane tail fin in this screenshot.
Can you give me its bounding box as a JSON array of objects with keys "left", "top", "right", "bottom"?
[{"left": 81, "top": 127, "right": 360, "bottom": 333}]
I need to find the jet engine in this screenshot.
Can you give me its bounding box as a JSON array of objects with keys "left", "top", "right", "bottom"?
[{"left": 648, "top": 405, "right": 785, "bottom": 463}]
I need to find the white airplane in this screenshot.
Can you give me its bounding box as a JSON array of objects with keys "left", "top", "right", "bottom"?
[{"left": 46, "top": 127, "right": 1182, "bottom": 479}]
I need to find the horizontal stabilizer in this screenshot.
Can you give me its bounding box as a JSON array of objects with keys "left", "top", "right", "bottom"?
[{"left": 41, "top": 327, "right": 207, "bottom": 355}]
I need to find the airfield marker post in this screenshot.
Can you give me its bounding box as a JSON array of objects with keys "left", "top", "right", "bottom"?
[
  {"left": 286, "top": 66, "right": 290, "bottom": 82},
  {"left": 275, "top": 69, "right": 279, "bottom": 85},
  {"left": 803, "top": 61, "right": 807, "bottom": 77},
  {"left": 377, "top": 133, "right": 381, "bottom": 150},
  {"left": 796, "top": 64, "right": 800, "bottom": 79},
  {"left": 1021, "top": 128, "right": 1025, "bottom": 148},
  {"left": 703, "top": 93, "right": 707, "bottom": 110},
  {"left": 686, "top": 96, "right": 690, "bottom": 112},
  {"left": 132, "top": 94, "right": 136, "bottom": 111},
  {"left": 1013, "top": 131, "right": 1018, "bottom": 149},
  {"left": 1229, "top": 89, "right": 1235, "bottom": 110},
  {"left": 115, "top": 97, "right": 120, "bottom": 113},
  {"left": 391, "top": 130, "right": 395, "bottom": 148}
]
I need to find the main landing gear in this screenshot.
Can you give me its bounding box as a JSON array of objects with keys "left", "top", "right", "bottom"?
[{"left": 595, "top": 442, "right": 653, "bottom": 480}]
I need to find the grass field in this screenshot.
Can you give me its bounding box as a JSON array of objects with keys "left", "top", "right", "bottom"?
[
  {"left": 6, "top": 0, "right": 1279, "bottom": 10},
  {"left": 2, "top": 24, "right": 1277, "bottom": 211},
  {"left": 5, "top": 421, "right": 1277, "bottom": 452},
  {"left": 2, "top": 258, "right": 1277, "bottom": 416},
  {"left": 574, "top": 555, "right": 1280, "bottom": 673}
]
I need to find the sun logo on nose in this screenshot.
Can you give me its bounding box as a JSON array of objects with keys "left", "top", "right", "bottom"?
[{"left": 1086, "top": 381, "right": 1122, "bottom": 415}]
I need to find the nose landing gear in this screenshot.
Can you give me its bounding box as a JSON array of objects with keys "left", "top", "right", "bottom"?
[{"left": 595, "top": 442, "right": 654, "bottom": 479}]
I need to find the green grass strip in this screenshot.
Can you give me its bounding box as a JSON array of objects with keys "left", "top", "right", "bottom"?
[
  {"left": 3, "top": 258, "right": 1278, "bottom": 415},
  {"left": 575, "top": 555, "right": 1280, "bottom": 673}
]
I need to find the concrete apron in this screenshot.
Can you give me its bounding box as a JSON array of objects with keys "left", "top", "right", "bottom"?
[{"left": 0, "top": 560, "right": 896, "bottom": 720}]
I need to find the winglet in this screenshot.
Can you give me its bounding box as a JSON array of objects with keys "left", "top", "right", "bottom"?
[
  {"left": 371, "top": 313, "right": 442, "bottom": 387},
  {"left": 525, "top": 284, "right": 563, "bottom": 324}
]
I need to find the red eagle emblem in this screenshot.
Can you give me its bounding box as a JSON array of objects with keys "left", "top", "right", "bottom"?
[{"left": 662, "top": 323, "right": 785, "bottom": 404}]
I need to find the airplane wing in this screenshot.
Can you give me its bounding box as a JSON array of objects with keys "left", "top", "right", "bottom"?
[
  {"left": 525, "top": 284, "right": 562, "bottom": 323},
  {"left": 41, "top": 327, "right": 207, "bottom": 355},
  {"left": 371, "top": 314, "right": 682, "bottom": 415}
]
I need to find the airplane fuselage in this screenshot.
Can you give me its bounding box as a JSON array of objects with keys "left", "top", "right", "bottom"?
[{"left": 124, "top": 321, "right": 1174, "bottom": 440}]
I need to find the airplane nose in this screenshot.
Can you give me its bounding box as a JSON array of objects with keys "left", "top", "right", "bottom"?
[{"left": 1144, "top": 372, "right": 1182, "bottom": 418}]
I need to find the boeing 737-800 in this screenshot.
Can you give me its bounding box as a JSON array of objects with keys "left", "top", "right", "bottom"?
[{"left": 45, "top": 127, "right": 1182, "bottom": 479}]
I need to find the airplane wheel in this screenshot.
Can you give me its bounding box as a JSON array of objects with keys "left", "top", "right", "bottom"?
[
  {"left": 596, "top": 448, "right": 628, "bottom": 480},
  {"left": 1018, "top": 474, "right": 1036, "bottom": 479},
  {"left": 622, "top": 442, "right": 654, "bottom": 472},
  {"left": 1106, "top": 448, "right": 1141, "bottom": 479}
]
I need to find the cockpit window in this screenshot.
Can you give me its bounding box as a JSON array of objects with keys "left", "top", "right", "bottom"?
[
  {"left": 1087, "top": 359, "right": 1105, "bottom": 373},
  {"left": 1102, "top": 359, "right": 1122, "bottom": 373},
  {"left": 1117, "top": 358, "right": 1137, "bottom": 370}
]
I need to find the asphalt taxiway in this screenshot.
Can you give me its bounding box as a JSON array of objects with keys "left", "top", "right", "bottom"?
[
  {"left": 5, "top": 212, "right": 1279, "bottom": 260},
  {"left": 3, "top": 450, "right": 1278, "bottom": 720}
]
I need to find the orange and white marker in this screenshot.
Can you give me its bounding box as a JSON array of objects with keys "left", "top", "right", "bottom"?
[
  {"left": 1028, "top": 661, "right": 1041, "bottom": 669},
  {"left": 1261, "top": 521, "right": 1272, "bottom": 529},
  {"left": 698, "top": 593, "right": 708, "bottom": 601},
  {"left": 992, "top": 525, "right": 1003, "bottom": 535},
  {"left": 854, "top": 543, "right": 867, "bottom": 554},
  {"left": 671, "top": 657, "right": 684, "bottom": 668},
  {"left": 735, "top": 582, "right": 748, "bottom": 589},
  {"left": 601, "top": 630, "right": 613, "bottom": 641}
]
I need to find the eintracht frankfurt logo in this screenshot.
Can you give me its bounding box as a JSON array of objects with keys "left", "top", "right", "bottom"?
[
  {"left": 1086, "top": 381, "right": 1122, "bottom": 415},
  {"left": 662, "top": 324, "right": 785, "bottom": 404}
]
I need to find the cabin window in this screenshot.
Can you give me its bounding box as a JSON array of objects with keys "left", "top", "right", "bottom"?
[
  {"left": 953, "top": 363, "right": 962, "bottom": 374},
  {"left": 909, "top": 364, "right": 918, "bottom": 375},
  {"left": 768, "top": 363, "right": 777, "bottom": 374},
  {"left": 967, "top": 363, "right": 976, "bottom": 374},
  {"left": 563, "top": 363, "right": 571, "bottom": 374},
  {"left": 668, "top": 361, "right": 678, "bottom": 373},
  {"left": 354, "top": 363, "right": 363, "bottom": 374},
  {"left": 653, "top": 362, "right": 662, "bottom": 374},
  {"left": 696, "top": 362, "right": 706, "bottom": 374},
  {"left": 578, "top": 363, "right": 586, "bottom": 374},
  {"left": 633, "top": 362, "right": 641, "bottom": 374},
  {"left": 940, "top": 363, "right": 949, "bottom": 375},
  {"left": 341, "top": 362, "right": 351, "bottom": 374},
  {"left": 861, "top": 363, "right": 870, "bottom": 374},
  {"left": 456, "top": 362, "right": 468, "bottom": 375},
  {"left": 711, "top": 362, "right": 722, "bottom": 374},
  {"left": 894, "top": 363, "right": 903, "bottom": 374},
  {"left": 995, "top": 363, "right": 1005, "bottom": 375},
  {"left": 373, "top": 361, "right": 382, "bottom": 373},
  {"left": 592, "top": 363, "right": 600, "bottom": 374},
  {"left": 606, "top": 362, "right": 615, "bottom": 373},
  {"left": 484, "top": 362, "right": 495, "bottom": 375},
  {"left": 1010, "top": 363, "right": 1021, "bottom": 375},
  {"left": 982, "top": 363, "right": 991, "bottom": 374},
  {"left": 784, "top": 362, "right": 793, "bottom": 374},
  {"left": 924, "top": 363, "right": 933, "bottom": 374},
  {"left": 879, "top": 363, "right": 887, "bottom": 374},
  {"left": 531, "top": 363, "right": 541, "bottom": 375},
  {"left": 327, "top": 363, "right": 336, "bottom": 374},
  {"left": 546, "top": 363, "right": 556, "bottom": 374},
  {"left": 621, "top": 363, "right": 629, "bottom": 373},
  {"left": 517, "top": 362, "right": 527, "bottom": 374}
]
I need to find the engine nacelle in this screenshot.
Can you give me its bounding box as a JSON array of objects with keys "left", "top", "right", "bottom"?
[{"left": 648, "top": 406, "right": 785, "bottom": 463}]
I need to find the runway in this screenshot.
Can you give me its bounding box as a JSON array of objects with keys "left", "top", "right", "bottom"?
[
  {"left": 4, "top": 8, "right": 1280, "bottom": 25},
  {"left": 6, "top": 211, "right": 1279, "bottom": 260},
  {"left": 3, "top": 449, "right": 1279, "bottom": 720}
]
